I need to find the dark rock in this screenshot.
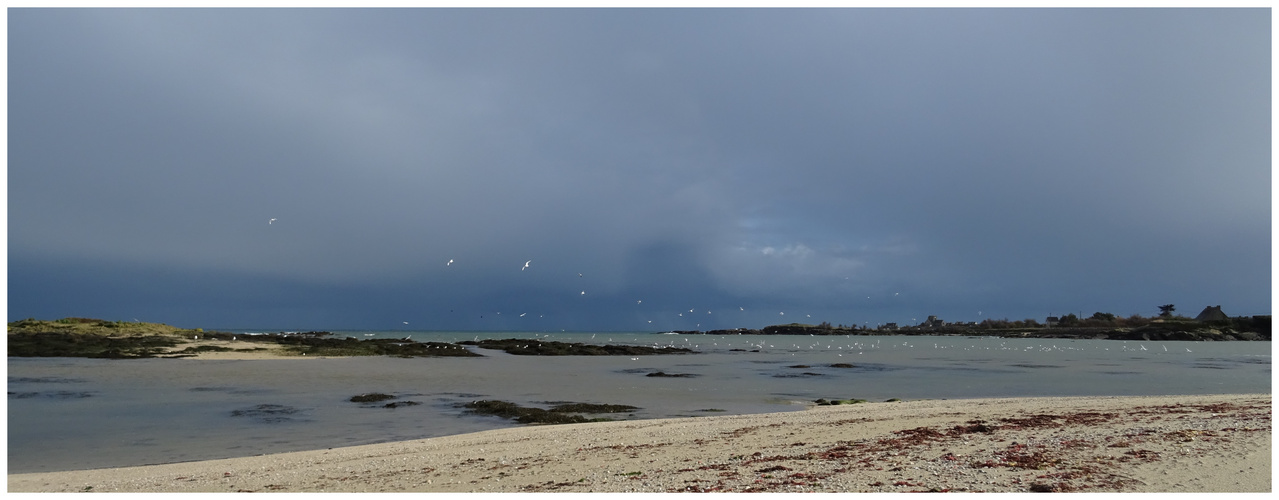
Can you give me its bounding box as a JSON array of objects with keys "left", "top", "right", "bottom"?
[
  {"left": 350, "top": 393, "right": 396, "bottom": 403},
  {"left": 458, "top": 339, "right": 694, "bottom": 356},
  {"left": 646, "top": 371, "right": 697, "bottom": 378},
  {"left": 462, "top": 400, "right": 638, "bottom": 424},
  {"left": 230, "top": 404, "right": 304, "bottom": 423},
  {"left": 548, "top": 403, "right": 639, "bottom": 413},
  {"left": 7, "top": 331, "right": 181, "bottom": 358},
  {"left": 814, "top": 398, "right": 866, "bottom": 405}
]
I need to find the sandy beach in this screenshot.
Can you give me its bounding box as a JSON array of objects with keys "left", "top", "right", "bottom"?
[{"left": 9, "top": 392, "right": 1269, "bottom": 493}]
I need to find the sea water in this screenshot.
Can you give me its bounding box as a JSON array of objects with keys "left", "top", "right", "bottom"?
[{"left": 7, "top": 332, "right": 1270, "bottom": 473}]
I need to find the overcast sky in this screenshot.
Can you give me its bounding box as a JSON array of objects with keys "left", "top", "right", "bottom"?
[{"left": 7, "top": 8, "right": 1271, "bottom": 331}]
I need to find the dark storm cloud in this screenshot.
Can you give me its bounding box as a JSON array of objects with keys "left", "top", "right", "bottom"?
[{"left": 8, "top": 8, "right": 1270, "bottom": 330}]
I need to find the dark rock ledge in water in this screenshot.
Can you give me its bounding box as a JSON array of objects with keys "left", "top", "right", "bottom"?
[
  {"left": 350, "top": 393, "right": 396, "bottom": 403},
  {"left": 230, "top": 404, "right": 307, "bottom": 423},
  {"left": 458, "top": 338, "right": 695, "bottom": 356},
  {"left": 269, "top": 336, "right": 482, "bottom": 358},
  {"left": 645, "top": 371, "right": 698, "bottom": 378},
  {"left": 350, "top": 393, "right": 421, "bottom": 408},
  {"left": 813, "top": 398, "right": 867, "bottom": 405},
  {"left": 461, "top": 400, "right": 640, "bottom": 424}
]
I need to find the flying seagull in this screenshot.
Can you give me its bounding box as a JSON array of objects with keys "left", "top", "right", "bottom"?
[
  {"left": 522, "top": 260, "right": 531, "bottom": 271},
  {"left": 447, "top": 259, "right": 454, "bottom": 266},
  {"left": 268, "top": 218, "right": 277, "bottom": 224}
]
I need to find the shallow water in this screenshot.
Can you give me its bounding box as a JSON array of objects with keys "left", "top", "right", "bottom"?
[{"left": 7, "top": 332, "right": 1270, "bottom": 473}]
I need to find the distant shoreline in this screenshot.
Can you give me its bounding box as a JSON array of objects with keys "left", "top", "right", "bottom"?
[
  {"left": 7, "top": 316, "right": 1270, "bottom": 360},
  {"left": 663, "top": 321, "right": 1271, "bottom": 341}
]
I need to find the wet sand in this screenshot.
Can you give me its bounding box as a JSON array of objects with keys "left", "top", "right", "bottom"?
[{"left": 9, "top": 393, "right": 1269, "bottom": 493}]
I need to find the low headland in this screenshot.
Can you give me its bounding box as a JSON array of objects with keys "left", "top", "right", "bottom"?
[
  {"left": 5, "top": 318, "right": 693, "bottom": 359},
  {"left": 674, "top": 312, "right": 1271, "bottom": 342}
]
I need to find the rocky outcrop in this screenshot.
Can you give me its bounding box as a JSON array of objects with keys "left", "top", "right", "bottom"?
[{"left": 458, "top": 339, "right": 694, "bottom": 355}]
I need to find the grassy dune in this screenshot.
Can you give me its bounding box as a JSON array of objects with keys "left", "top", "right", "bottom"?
[
  {"left": 8, "top": 317, "right": 203, "bottom": 337},
  {"left": 7, "top": 318, "right": 217, "bottom": 358}
]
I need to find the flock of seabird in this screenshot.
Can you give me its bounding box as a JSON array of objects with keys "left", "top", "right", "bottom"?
[
  {"left": 427, "top": 256, "right": 786, "bottom": 328},
  {"left": 265, "top": 217, "right": 937, "bottom": 329}
]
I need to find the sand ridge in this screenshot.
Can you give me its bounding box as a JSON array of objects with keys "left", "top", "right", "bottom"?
[{"left": 8, "top": 393, "right": 1269, "bottom": 493}]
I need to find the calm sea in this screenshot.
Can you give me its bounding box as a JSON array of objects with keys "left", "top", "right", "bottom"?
[{"left": 7, "top": 331, "right": 1270, "bottom": 473}]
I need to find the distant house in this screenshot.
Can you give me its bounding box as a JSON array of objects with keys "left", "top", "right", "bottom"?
[
  {"left": 1195, "top": 305, "right": 1228, "bottom": 322},
  {"left": 921, "top": 316, "right": 944, "bottom": 329},
  {"left": 883, "top": 322, "right": 899, "bottom": 330},
  {"left": 1046, "top": 316, "right": 1060, "bottom": 327}
]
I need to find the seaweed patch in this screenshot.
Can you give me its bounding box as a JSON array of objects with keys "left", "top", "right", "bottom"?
[
  {"left": 461, "top": 400, "right": 639, "bottom": 424},
  {"left": 230, "top": 404, "right": 307, "bottom": 423}
]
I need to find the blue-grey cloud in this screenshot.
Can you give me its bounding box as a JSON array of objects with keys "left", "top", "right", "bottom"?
[{"left": 8, "top": 8, "right": 1270, "bottom": 330}]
